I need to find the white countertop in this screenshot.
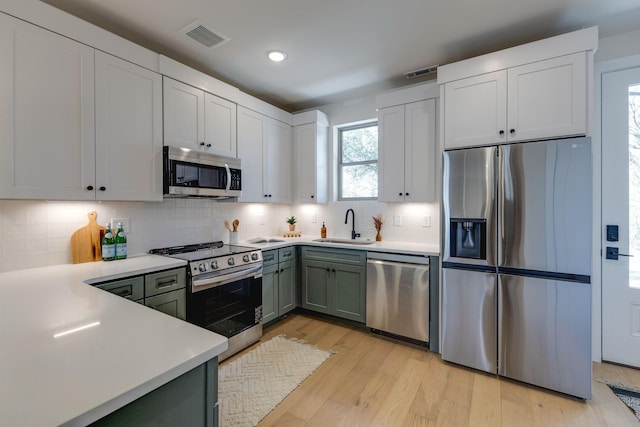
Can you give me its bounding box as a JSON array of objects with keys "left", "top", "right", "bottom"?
[
  {"left": 245, "top": 236, "right": 440, "bottom": 257},
  {"left": 0, "top": 255, "right": 228, "bottom": 427}
]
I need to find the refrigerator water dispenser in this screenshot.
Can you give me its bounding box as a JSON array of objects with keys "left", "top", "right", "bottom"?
[{"left": 450, "top": 219, "right": 486, "bottom": 259}]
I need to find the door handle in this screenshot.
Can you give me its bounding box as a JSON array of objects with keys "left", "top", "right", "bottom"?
[{"left": 606, "top": 247, "right": 634, "bottom": 260}]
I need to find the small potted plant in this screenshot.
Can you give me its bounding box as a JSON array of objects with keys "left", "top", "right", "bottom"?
[{"left": 286, "top": 216, "right": 297, "bottom": 231}]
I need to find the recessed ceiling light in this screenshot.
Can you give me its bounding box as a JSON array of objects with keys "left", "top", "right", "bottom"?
[{"left": 267, "top": 51, "right": 287, "bottom": 62}]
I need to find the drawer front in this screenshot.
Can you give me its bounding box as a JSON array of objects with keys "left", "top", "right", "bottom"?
[
  {"left": 301, "top": 246, "right": 366, "bottom": 265},
  {"left": 278, "top": 246, "right": 296, "bottom": 262},
  {"left": 95, "top": 276, "right": 144, "bottom": 301},
  {"left": 145, "top": 268, "right": 186, "bottom": 297},
  {"left": 262, "top": 249, "right": 278, "bottom": 266}
]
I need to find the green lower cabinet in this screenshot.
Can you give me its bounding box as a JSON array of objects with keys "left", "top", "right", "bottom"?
[
  {"left": 300, "top": 248, "right": 366, "bottom": 323},
  {"left": 145, "top": 288, "right": 186, "bottom": 320},
  {"left": 90, "top": 357, "right": 219, "bottom": 427},
  {"left": 261, "top": 248, "right": 297, "bottom": 324}
]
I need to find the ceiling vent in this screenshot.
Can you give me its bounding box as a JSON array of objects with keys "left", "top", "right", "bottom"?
[
  {"left": 180, "top": 20, "right": 230, "bottom": 48},
  {"left": 403, "top": 65, "right": 439, "bottom": 79}
]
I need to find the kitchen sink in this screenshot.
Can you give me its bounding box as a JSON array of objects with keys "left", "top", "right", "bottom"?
[
  {"left": 247, "top": 237, "right": 285, "bottom": 244},
  {"left": 312, "top": 238, "right": 375, "bottom": 245}
]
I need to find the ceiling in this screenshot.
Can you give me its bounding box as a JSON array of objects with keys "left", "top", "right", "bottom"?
[{"left": 40, "top": 0, "right": 640, "bottom": 112}]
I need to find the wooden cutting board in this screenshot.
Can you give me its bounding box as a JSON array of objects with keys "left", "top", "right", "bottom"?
[{"left": 71, "top": 211, "right": 105, "bottom": 264}]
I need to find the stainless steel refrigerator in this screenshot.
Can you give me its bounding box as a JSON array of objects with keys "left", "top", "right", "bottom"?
[{"left": 441, "top": 137, "right": 592, "bottom": 399}]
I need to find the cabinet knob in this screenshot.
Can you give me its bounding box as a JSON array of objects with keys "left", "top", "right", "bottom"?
[
  {"left": 405, "top": 192, "right": 409, "bottom": 196},
  {"left": 310, "top": 195, "right": 314, "bottom": 199},
  {"left": 399, "top": 192, "right": 403, "bottom": 196},
  {"left": 264, "top": 194, "right": 268, "bottom": 198},
  {"left": 499, "top": 130, "right": 505, "bottom": 136},
  {"left": 86, "top": 185, "right": 94, "bottom": 191},
  {"left": 206, "top": 143, "right": 212, "bottom": 148},
  {"left": 99, "top": 186, "right": 106, "bottom": 191},
  {"left": 332, "top": 269, "right": 336, "bottom": 273},
  {"left": 326, "top": 268, "right": 330, "bottom": 272},
  {"left": 199, "top": 142, "right": 205, "bottom": 146},
  {"left": 510, "top": 129, "right": 515, "bottom": 135},
  {"left": 269, "top": 194, "right": 272, "bottom": 198}
]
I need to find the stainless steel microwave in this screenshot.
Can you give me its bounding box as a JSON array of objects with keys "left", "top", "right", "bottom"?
[{"left": 163, "top": 146, "right": 241, "bottom": 199}]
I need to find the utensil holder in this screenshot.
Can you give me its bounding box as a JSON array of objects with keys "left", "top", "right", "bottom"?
[{"left": 229, "top": 231, "right": 238, "bottom": 244}]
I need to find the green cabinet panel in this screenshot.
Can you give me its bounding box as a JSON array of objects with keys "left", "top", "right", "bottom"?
[
  {"left": 300, "top": 246, "right": 366, "bottom": 323},
  {"left": 145, "top": 289, "right": 186, "bottom": 320},
  {"left": 95, "top": 276, "right": 144, "bottom": 301},
  {"left": 145, "top": 268, "right": 186, "bottom": 297},
  {"left": 334, "top": 264, "right": 366, "bottom": 322},
  {"left": 261, "top": 247, "right": 297, "bottom": 324},
  {"left": 90, "top": 357, "right": 218, "bottom": 427},
  {"left": 261, "top": 262, "right": 278, "bottom": 324}
]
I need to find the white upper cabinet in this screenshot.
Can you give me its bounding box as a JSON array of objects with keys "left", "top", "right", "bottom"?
[
  {"left": 439, "top": 27, "right": 597, "bottom": 150},
  {"left": 0, "top": 13, "right": 95, "bottom": 200},
  {"left": 506, "top": 52, "right": 586, "bottom": 142},
  {"left": 293, "top": 122, "right": 328, "bottom": 204},
  {"left": 95, "top": 51, "right": 163, "bottom": 201},
  {"left": 378, "top": 99, "right": 437, "bottom": 202},
  {"left": 163, "top": 77, "right": 237, "bottom": 157},
  {"left": 444, "top": 53, "right": 587, "bottom": 149},
  {"left": 237, "top": 106, "right": 292, "bottom": 203},
  {"left": 444, "top": 70, "right": 507, "bottom": 149}
]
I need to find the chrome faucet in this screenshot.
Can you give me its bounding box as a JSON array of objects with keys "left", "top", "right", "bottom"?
[{"left": 345, "top": 208, "right": 360, "bottom": 239}]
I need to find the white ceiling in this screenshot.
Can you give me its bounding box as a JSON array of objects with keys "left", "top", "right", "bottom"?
[{"left": 40, "top": 0, "right": 640, "bottom": 112}]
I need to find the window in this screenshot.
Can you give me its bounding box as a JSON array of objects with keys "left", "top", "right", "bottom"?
[{"left": 338, "top": 122, "right": 378, "bottom": 200}]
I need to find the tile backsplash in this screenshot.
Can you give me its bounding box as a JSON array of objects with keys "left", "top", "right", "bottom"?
[{"left": 0, "top": 199, "right": 440, "bottom": 273}]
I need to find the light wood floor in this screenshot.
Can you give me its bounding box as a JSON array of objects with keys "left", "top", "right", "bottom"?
[{"left": 222, "top": 314, "right": 640, "bottom": 427}]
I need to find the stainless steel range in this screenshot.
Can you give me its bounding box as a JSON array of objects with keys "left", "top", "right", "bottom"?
[{"left": 150, "top": 241, "right": 263, "bottom": 361}]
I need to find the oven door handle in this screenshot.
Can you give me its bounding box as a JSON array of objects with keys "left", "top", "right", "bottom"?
[
  {"left": 224, "top": 163, "right": 231, "bottom": 193},
  {"left": 192, "top": 264, "right": 262, "bottom": 290}
]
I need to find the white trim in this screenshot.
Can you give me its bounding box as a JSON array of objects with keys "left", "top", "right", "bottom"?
[{"left": 593, "top": 53, "right": 640, "bottom": 362}]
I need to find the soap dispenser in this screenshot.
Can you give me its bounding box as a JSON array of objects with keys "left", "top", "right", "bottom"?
[{"left": 321, "top": 222, "right": 327, "bottom": 238}]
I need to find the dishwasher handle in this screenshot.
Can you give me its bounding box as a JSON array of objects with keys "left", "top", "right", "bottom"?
[{"left": 367, "top": 251, "right": 429, "bottom": 265}]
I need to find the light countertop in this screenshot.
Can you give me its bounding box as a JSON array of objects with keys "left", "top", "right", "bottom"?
[
  {"left": 244, "top": 236, "right": 440, "bottom": 257},
  {"left": 0, "top": 255, "right": 228, "bottom": 427}
]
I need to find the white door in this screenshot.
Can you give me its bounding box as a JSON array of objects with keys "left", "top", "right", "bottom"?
[
  {"left": 602, "top": 66, "right": 640, "bottom": 367},
  {"left": 203, "top": 93, "right": 237, "bottom": 158}
]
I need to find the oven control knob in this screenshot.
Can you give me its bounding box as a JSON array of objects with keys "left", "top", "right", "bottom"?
[
  {"left": 198, "top": 263, "right": 207, "bottom": 272},
  {"left": 210, "top": 260, "right": 219, "bottom": 270},
  {"left": 251, "top": 253, "right": 259, "bottom": 261},
  {"left": 228, "top": 258, "right": 235, "bottom": 266},
  {"left": 242, "top": 254, "right": 250, "bottom": 262}
]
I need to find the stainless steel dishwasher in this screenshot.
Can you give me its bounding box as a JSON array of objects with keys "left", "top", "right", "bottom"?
[{"left": 366, "top": 252, "right": 430, "bottom": 344}]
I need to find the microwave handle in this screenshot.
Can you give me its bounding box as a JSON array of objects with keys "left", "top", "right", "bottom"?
[{"left": 224, "top": 163, "right": 231, "bottom": 193}]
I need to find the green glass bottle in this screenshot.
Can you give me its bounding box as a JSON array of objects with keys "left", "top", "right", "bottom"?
[
  {"left": 114, "top": 222, "right": 127, "bottom": 260},
  {"left": 102, "top": 223, "right": 115, "bottom": 261}
]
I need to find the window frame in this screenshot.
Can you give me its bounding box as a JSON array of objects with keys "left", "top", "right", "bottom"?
[{"left": 337, "top": 121, "right": 378, "bottom": 201}]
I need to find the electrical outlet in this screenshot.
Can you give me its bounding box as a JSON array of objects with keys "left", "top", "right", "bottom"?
[
  {"left": 110, "top": 217, "right": 131, "bottom": 233},
  {"left": 258, "top": 215, "right": 264, "bottom": 225},
  {"left": 311, "top": 213, "right": 317, "bottom": 223},
  {"left": 423, "top": 215, "right": 431, "bottom": 228},
  {"left": 393, "top": 215, "right": 403, "bottom": 226}
]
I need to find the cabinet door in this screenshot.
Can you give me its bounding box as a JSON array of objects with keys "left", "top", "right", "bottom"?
[
  {"left": 0, "top": 14, "right": 95, "bottom": 200},
  {"left": 378, "top": 105, "right": 406, "bottom": 202},
  {"left": 444, "top": 70, "right": 507, "bottom": 149},
  {"left": 145, "top": 289, "right": 186, "bottom": 320},
  {"left": 293, "top": 123, "right": 328, "bottom": 203},
  {"left": 163, "top": 77, "right": 205, "bottom": 150},
  {"left": 507, "top": 52, "right": 587, "bottom": 142},
  {"left": 333, "top": 264, "right": 366, "bottom": 323},
  {"left": 300, "top": 260, "right": 331, "bottom": 314},
  {"left": 237, "top": 106, "right": 266, "bottom": 202},
  {"left": 265, "top": 119, "right": 292, "bottom": 203},
  {"left": 95, "top": 51, "right": 163, "bottom": 201},
  {"left": 204, "top": 93, "right": 237, "bottom": 158},
  {"left": 404, "top": 99, "right": 437, "bottom": 202},
  {"left": 278, "top": 259, "right": 296, "bottom": 315},
  {"left": 261, "top": 263, "right": 278, "bottom": 324}
]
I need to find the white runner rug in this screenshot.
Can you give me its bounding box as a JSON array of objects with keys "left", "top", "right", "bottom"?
[{"left": 218, "top": 335, "right": 333, "bottom": 427}]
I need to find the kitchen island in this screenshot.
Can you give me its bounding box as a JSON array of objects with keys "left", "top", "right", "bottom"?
[{"left": 0, "top": 255, "right": 228, "bottom": 427}]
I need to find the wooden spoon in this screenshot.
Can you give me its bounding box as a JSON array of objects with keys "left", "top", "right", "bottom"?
[
  {"left": 223, "top": 220, "right": 233, "bottom": 232},
  {"left": 232, "top": 219, "right": 239, "bottom": 232}
]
